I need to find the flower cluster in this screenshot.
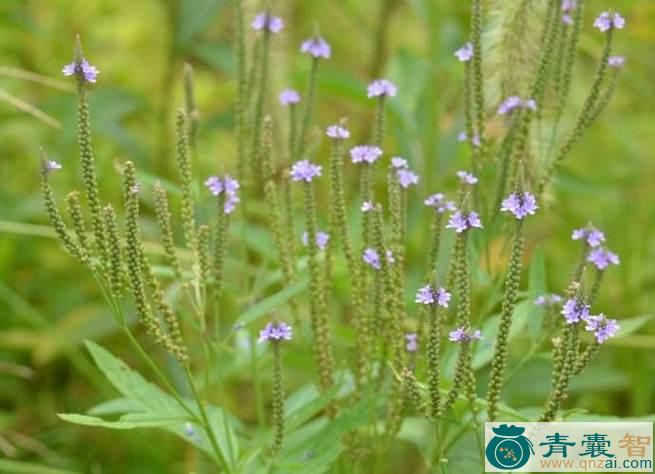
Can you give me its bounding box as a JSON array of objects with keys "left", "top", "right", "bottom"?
[
  {"left": 414, "top": 284, "right": 451, "bottom": 307},
  {"left": 362, "top": 248, "right": 394, "bottom": 270},
  {"left": 458, "top": 131, "right": 481, "bottom": 148},
  {"left": 584, "top": 314, "right": 620, "bottom": 344},
  {"left": 587, "top": 247, "right": 620, "bottom": 270},
  {"left": 326, "top": 124, "right": 350, "bottom": 139},
  {"left": 350, "top": 145, "right": 382, "bottom": 164},
  {"left": 290, "top": 160, "right": 322, "bottom": 182},
  {"left": 447, "top": 211, "right": 483, "bottom": 233},
  {"left": 44, "top": 160, "right": 62, "bottom": 173},
  {"left": 534, "top": 294, "right": 563, "bottom": 306},
  {"left": 608, "top": 56, "right": 625, "bottom": 69},
  {"left": 593, "top": 12, "right": 626, "bottom": 33},
  {"left": 251, "top": 12, "right": 284, "bottom": 33},
  {"left": 456, "top": 170, "right": 478, "bottom": 185},
  {"left": 204, "top": 175, "right": 240, "bottom": 214},
  {"left": 302, "top": 231, "right": 330, "bottom": 251},
  {"left": 361, "top": 201, "right": 376, "bottom": 212},
  {"left": 500, "top": 192, "right": 538, "bottom": 219},
  {"left": 258, "top": 322, "right": 293, "bottom": 342},
  {"left": 454, "top": 42, "right": 473, "bottom": 62},
  {"left": 449, "top": 327, "right": 482, "bottom": 343},
  {"left": 561, "top": 0, "right": 577, "bottom": 25},
  {"left": 300, "top": 37, "right": 331, "bottom": 59},
  {"left": 367, "top": 79, "right": 397, "bottom": 98},
  {"left": 572, "top": 226, "right": 605, "bottom": 247},
  {"left": 497, "top": 96, "right": 537, "bottom": 115},
  {"left": 392, "top": 158, "right": 419, "bottom": 189},
  {"left": 279, "top": 88, "right": 300, "bottom": 106},
  {"left": 405, "top": 333, "right": 418, "bottom": 353},
  {"left": 62, "top": 59, "right": 99, "bottom": 83},
  {"left": 424, "top": 193, "right": 456, "bottom": 213},
  {"left": 561, "top": 298, "right": 590, "bottom": 324}
]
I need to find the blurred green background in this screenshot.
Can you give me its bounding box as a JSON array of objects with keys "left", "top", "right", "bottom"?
[{"left": 0, "top": 0, "right": 654, "bottom": 472}]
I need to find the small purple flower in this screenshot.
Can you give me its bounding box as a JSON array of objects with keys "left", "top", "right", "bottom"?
[
  {"left": 279, "top": 88, "right": 300, "bottom": 106},
  {"left": 584, "top": 314, "right": 619, "bottom": 344},
  {"left": 386, "top": 250, "right": 395, "bottom": 265},
  {"left": 500, "top": 192, "right": 538, "bottom": 219},
  {"left": 456, "top": 170, "right": 478, "bottom": 185},
  {"left": 363, "top": 248, "right": 381, "bottom": 270},
  {"left": 562, "top": 0, "right": 576, "bottom": 11},
  {"left": 62, "top": 59, "right": 99, "bottom": 83},
  {"left": 572, "top": 226, "right": 605, "bottom": 247},
  {"left": 449, "top": 327, "right": 482, "bottom": 343},
  {"left": 300, "top": 37, "right": 331, "bottom": 59},
  {"left": 454, "top": 42, "right": 474, "bottom": 62},
  {"left": 326, "top": 124, "right": 350, "bottom": 139},
  {"left": 424, "top": 193, "right": 456, "bottom": 214},
  {"left": 44, "top": 160, "right": 62, "bottom": 172},
  {"left": 405, "top": 333, "right": 418, "bottom": 353},
  {"left": 350, "top": 145, "right": 382, "bottom": 164},
  {"left": 396, "top": 168, "right": 420, "bottom": 189},
  {"left": 593, "top": 12, "right": 625, "bottom": 32},
  {"left": 534, "top": 294, "right": 563, "bottom": 306},
  {"left": 458, "top": 131, "right": 481, "bottom": 147},
  {"left": 258, "top": 321, "right": 293, "bottom": 342},
  {"left": 587, "top": 247, "right": 620, "bottom": 270},
  {"left": 608, "top": 56, "right": 625, "bottom": 69},
  {"left": 391, "top": 157, "right": 408, "bottom": 169},
  {"left": 290, "top": 159, "right": 322, "bottom": 182},
  {"left": 205, "top": 175, "right": 240, "bottom": 214},
  {"left": 446, "top": 211, "right": 483, "bottom": 233},
  {"left": 251, "top": 12, "right": 284, "bottom": 33},
  {"left": 367, "top": 79, "right": 397, "bottom": 98},
  {"left": 562, "top": 14, "right": 573, "bottom": 25},
  {"left": 302, "top": 231, "right": 330, "bottom": 251},
  {"left": 561, "top": 298, "right": 590, "bottom": 324},
  {"left": 414, "top": 284, "right": 451, "bottom": 308},
  {"left": 497, "top": 96, "right": 537, "bottom": 115},
  {"left": 361, "top": 201, "right": 376, "bottom": 212}
]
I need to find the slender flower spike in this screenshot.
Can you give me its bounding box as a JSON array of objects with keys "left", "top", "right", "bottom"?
[
  {"left": 396, "top": 168, "right": 419, "bottom": 189},
  {"left": 363, "top": 248, "right": 381, "bottom": 270},
  {"left": 302, "top": 231, "right": 330, "bottom": 251},
  {"left": 456, "top": 170, "right": 478, "bottom": 185},
  {"left": 300, "top": 37, "right": 331, "bottom": 59},
  {"left": 561, "top": 298, "right": 590, "bottom": 324},
  {"left": 44, "top": 160, "right": 62, "bottom": 172},
  {"left": 446, "top": 211, "right": 483, "bottom": 233},
  {"left": 501, "top": 192, "right": 538, "bottom": 219},
  {"left": 279, "top": 88, "right": 300, "bottom": 106},
  {"left": 290, "top": 159, "right": 322, "bottom": 182},
  {"left": 593, "top": 12, "right": 626, "bottom": 32},
  {"left": 361, "top": 201, "right": 376, "bottom": 212},
  {"left": 448, "top": 327, "right": 482, "bottom": 342},
  {"left": 584, "top": 314, "right": 620, "bottom": 343},
  {"left": 572, "top": 226, "right": 605, "bottom": 247},
  {"left": 534, "top": 294, "right": 563, "bottom": 306},
  {"left": 350, "top": 145, "right": 382, "bottom": 164},
  {"left": 367, "top": 79, "right": 397, "bottom": 98},
  {"left": 424, "top": 193, "right": 456, "bottom": 213},
  {"left": 62, "top": 59, "right": 99, "bottom": 83},
  {"left": 587, "top": 247, "right": 620, "bottom": 270},
  {"left": 458, "top": 131, "right": 481, "bottom": 147},
  {"left": 497, "top": 96, "right": 538, "bottom": 115},
  {"left": 454, "top": 42, "right": 473, "bottom": 62},
  {"left": 405, "top": 333, "right": 418, "bottom": 353},
  {"left": 391, "top": 157, "right": 408, "bottom": 169},
  {"left": 251, "top": 12, "right": 284, "bottom": 33},
  {"left": 608, "top": 56, "right": 626, "bottom": 69},
  {"left": 204, "top": 175, "right": 241, "bottom": 214},
  {"left": 414, "top": 284, "right": 451, "bottom": 308},
  {"left": 326, "top": 124, "right": 350, "bottom": 139},
  {"left": 258, "top": 322, "right": 293, "bottom": 342}
]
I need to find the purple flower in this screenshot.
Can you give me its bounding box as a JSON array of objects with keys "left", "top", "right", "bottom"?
[
  {"left": 326, "top": 124, "right": 350, "bottom": 139},
  {"left": 584, "top": 314, "right": 619, "bottom": 344},
  {"left": 458, "top": 131, "right": 481, "bottom": 147},
  {"left": 534, "top": 294, "right": 563, "bottom": 306},
  {"left": 424, "top": 193, "right": 456, "bottom": 213},
  {"left": 497, "top": 96, "right": 537, "bottom": 115},
  {"left": 594, "top": 12, "right": 625, "bottom": 32},
  {"left": 302, "top": 231, "right": 330, "bottom": 251},
  {"left": 130, "top": 183, "right": 142, "bottom": 195},
  {"left": 561, "top": 298, "right": 590, "bottom": 324},
  {"left": 414, "top": 284, "right": 451, "bottom": 308},
  {"left": 290, "top": 159, "right": 322, "bottom": 182},
  {"left": 386, "top": 250, "right": 395, "bottom": 265},
  {"left": 562, "top": 14, "right": 573, "bottom": 25},
  {"left": 391, "top": 157, "right": 408, "bottom": 169},
  {"left": 205, "top": 175, "right": 240, "bottom": 214},
  {"left": 454, "top": 42, "right": 474, "bottom": 62},
  {"left": 279, "top": 88, "right": 300, "bottom": 106},
  {"left": 361, "top": 201, "right": 376, "bottom": 212},
  {"left": 405, "top": 333, "right": 418, "bottom": 353},
  {"left": 300, "top": 37, "right": 331, "bottom": 59},
  {"left": 500, "top": 192, "right": 538, "bottom": 219},
  {"left": 561, "top": 0, "right": 576, "bottom": 11},
  {"left": 350, "top": 145, "right": 382, "bottom": 164},
  {"left": 363, "top": 248, "right": 381, "bottom": 270},
  {"left": 587, "top": 247, "right": 620, "bottom": 270},
  {"left": 62, "top": 59, "right": 99, "bottom": 83},
  {"left": 367, "top": 79, "right": 397, "bottom": 98},
  {"left": 608, "top": 56, "right": 625, "bottom": 69},
  {"left": 572, "top": 226, "right": 605, "bottom": 247},
  {"left": 456, "top": 170, "right": 478, "bottom": 185},
  {"left": 44, "top": 160, "right": 62, "bottom": 172},
  {"left": 446, "top": 210, "right": 483, "bottom": 233},
  {"left": 258, "top": 322, "right": 293, "bottom": 342},
  {"left": 449, "top": 327, "right": 482, "bottom": 343},
  {"left": 251, "top": 12, "right": 284, "bottom": 33},
  {"left": 396, "top": 168, "right": 420, "bottom": 189}
]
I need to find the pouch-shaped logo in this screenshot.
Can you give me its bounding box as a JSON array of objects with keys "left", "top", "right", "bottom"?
[{"left": 486, "top": 424, "right": 535, "bottom": 470}]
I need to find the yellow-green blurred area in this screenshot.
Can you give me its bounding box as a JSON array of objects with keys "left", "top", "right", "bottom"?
[{"left": 0, "top": 0, "right": 654, "bottom": 472}]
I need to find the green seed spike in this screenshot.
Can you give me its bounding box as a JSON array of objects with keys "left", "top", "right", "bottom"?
[
  {"left": 64, "top": 190, "right": 90, "bottom": 259},
  {"left": 103, "top": 204, "right": 123, "bottom": 297},
  {"left": 175, "top": 109, "right": 196, "bottom": 253},
  {"left": 153, "top": 182, "right": 182, "bottom": 279},
  {"left": 270, "top": 339, "right": 286, "bottom": 457}
]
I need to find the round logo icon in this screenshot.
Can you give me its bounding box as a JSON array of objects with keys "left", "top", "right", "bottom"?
[{"left": 486, "top": 424, "right": 534, "bottom": 470}]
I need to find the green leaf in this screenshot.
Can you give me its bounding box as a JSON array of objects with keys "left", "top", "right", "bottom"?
[
  {"left": 58, "top": 413, "right": 189, "bottom": 430},
  {"left": 0, "top": 460, "right": 80, "bottom": 474},
  {"left": 615, "top": 314, "right": 653, "bottom": 338},
  {"left": 284, "top": 383, "right": 341, "bottom": 433},
  {"left": 176, "top": 0, "right": 224, "bottom": 49},
  {"left": 235, "top": 280, "right": 308, "bottom": 327},
  {"left": 87, "top": 397, "right": 143, "bottom": 416}
]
